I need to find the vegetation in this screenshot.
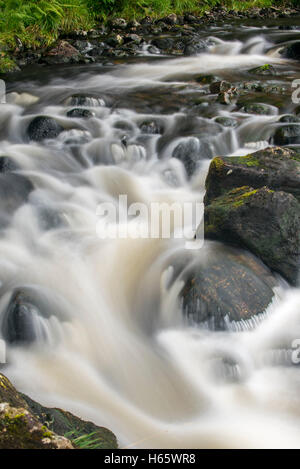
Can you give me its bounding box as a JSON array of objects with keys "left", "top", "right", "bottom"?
[{"left": 0, "top": 0, "right": 297, "bottom": 72}]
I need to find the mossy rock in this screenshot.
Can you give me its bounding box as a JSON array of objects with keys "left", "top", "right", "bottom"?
[
  {"left": 0, "top": 374, "right": 118, "bottom": 449},
  {"left": 204, "top": 185, "right": 300, "bottom": 284},
  {"left": 205, "top": 146, "right": 300, "bottom": 205},
  {"left": 248, "top": 64, "right": 276, "bottom": 76}
]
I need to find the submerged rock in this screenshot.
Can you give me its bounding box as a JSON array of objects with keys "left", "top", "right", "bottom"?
[
  {"left": 204, "top": 147, "right": 300, "bottom": 284},
  {"left": 0, "top": 173, "right": 34, "bottom": 225},
  {"left": 172, "top": 137, "right": 202, "bottom": 177},
  {"left": 66, "top": 108, "right": 94, "bottom": 119},
  {"left": 27, "top": 116, "right": 64, "bottom": 142},
  {"left": 0, "top": 374, "right": 118, "bottom": 449},
  {"left": 0, "top": 156, "right": 19, "bottom": 173},
  {"left": 181, "top": 245, "right": 277, "bottom": 330},
  {"left": 64, "top": 94, "right": 105, "bottom": 107}
]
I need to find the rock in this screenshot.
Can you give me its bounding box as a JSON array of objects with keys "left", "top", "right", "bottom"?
[
  {"left": 27, "top": 116, "right": 64, "bottom": 142},
  {"left": 164, "top": 14, "right": 178, "bottom": 25},
  {"left": 241, "top": 103, "right": 277, "bottom": 115},
  {"left": 64, "top": 94, "right": 105, "bottom": 107},
  {"left": 215, "top": 116, "right": 238, "bottom": 128},
  {"left": 249, "top": 64, "right": 277, "bottom": 75},
  {"left": 210, "top": 81, "right": 232, "bottom": 94},
  {"left": 281, "top": 41, "right": 300, "bottom": 60},
  {"left": 204, "top": 147, "right": 300, "bottom": 284},
  {"left": 66, "top": 108, "right": 94, "bottom": 118},
  {"left": 151, "top": 37, "right": 174, "bottom": 51},
  {"left": 172, "top": 137, "right": 202, "bottom": 177},
  {"left": 0, "top": 374, "right": 118, "bottom": 449},
  {"left": 184, "top": 39, "right": 207, "bottom": 56},
  {"left": 44, "top": 41, "right": 81, "bottom": 65},
  {"left": 205, "top": 146, "right": 300, "bottom": 207},
  {"left": 0, "top": 402, "right": 73, "bottom": 449},
  {"left": 139, "top": 120, "right": 162, "bottom": 134},
  {"left": 109, "top": 18, "right": 127, "bottom": 30},
  {"left": 1, "top": 289, "right": 51, "bottom": 344},
  {"left": 0, "top": 173, "right": 34, "bottom": 225},
  {"left": 273, "top": 123, "right": 300, "bottom": 145},
  {"left": 181, "top": 245, "right": 277, "bottom": 330},
  {"left": 217, "top": 88, "right": 238, "bottom": 105},
  {"left": 0, "top": 156, "right": 18, "bottom": 173}
]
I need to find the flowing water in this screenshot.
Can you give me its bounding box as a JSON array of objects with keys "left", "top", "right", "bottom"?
[{"left": 1, "top": 20, "right": 300, "bottom": 449}]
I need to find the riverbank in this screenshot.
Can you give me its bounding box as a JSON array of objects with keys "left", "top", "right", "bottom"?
[{"left": 1, "top": 4, "right": 300, "bottom": 74}]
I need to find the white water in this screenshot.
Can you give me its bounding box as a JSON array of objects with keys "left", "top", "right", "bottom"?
[{"left": 1, "top": 33, "right": 300, "bottom": 449}]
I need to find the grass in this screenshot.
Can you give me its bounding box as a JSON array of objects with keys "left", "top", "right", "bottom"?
[
  {"left": 64, "top": 429, "right": 109, "bottom": 449},
  {"left": 0, "top": 1, "right": 298, "bottom": 72}
]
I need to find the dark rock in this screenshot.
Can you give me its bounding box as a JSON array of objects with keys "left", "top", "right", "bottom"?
[
  {"left": 204, "top": 147, "right": 300, "bottom": 284},
  {"left": 27, "top": 116, "right": 64, "bottom": 142},
  {"left": 210, "top": 81, "right": 232, "bottom": 94},
  {"left": 109, "top": 18, "right": 127, "bottom": 30},
  {"left": 139, "top": 120, "right": 162, "bottom": 134},
  {"left": 184, "top": 39, "right": 207, "bottom": 56},
  {"left": 273, "top": 123, "right": 300, "bottom": 145},
  {"left": 0, "top": 173, "right": 34, "bottom": 220},
  {"left": 0, "top": 156, "right": 18, "bottom": 173},
  {"left": 215, "top": 116, "right": 238, "bottom": 128},
  {"left": 44, "top": 41, "right": 81, "bottom": 65},
  {"left": 182, "top": 245, "right": 277, "bottom": 330},
  {"left": 1, "top": 289, "right": 50, "bottom": 345},
  {"left": 67, "top": 108, "right": 94, "bottom": 118},
  {"left": 151, "top": 37, "right": 174, "bottom": 51},
  {"left": 249, "top": 64, "right": 277, "bottom": 75},
  {"left": 0, "top": 373, "right": 118, "bottom": 449},
  {"left": 281, "top": 41, "right": 300, "bottom": 60},
  {"left": 241, "top": 102, "right": 277, "bottom": 115},
  {"left": 64, "top": 94, "right": 105, "bottom": 107},
  {"left": 172, "top": 137, "right": 202, "bottom": 177}
]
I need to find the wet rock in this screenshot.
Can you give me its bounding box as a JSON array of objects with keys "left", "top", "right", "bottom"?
[
  {"left": 44, "top": 41, "right": 81, "bottom": 65},
  {"left": 249, "top": 64, "right": 277, "bottom": 75},
  {"left": 172, "top": 137, "right": 203, "bottom": 177},
  {"left": 109, "top": 18, "right": 127, "bottom": 30},
  {"left": 0, "top": 173, "right": 34, "bottom": 221},
  {"left": 67, "top": 108, "right": 94, "bottom": 119},
  {"left": 139, "top": 120, "right": 162, "bottom": 134},
  {"left": 106, "top": 35, "right": 124, "bottom": 47},
  {"left": 0, "top": 402, "right": 74, "bottom": 449},
  {"left": 181, "top": 245, "right": 277, "bottom": 330},
  {"left": 204, "top": 147, "right": 300, "bottom": 284},
  {"left": 27, "top": 116, "right": 64, "bottom": 142},
  {"left": 64, "top": 94, "right": 105, "bottom": 107},
  {"left": 210, "top": 81, "right": 232, "bottom": 94},
  {"left": 0, "top": 156, "right": 18, "bottom": 173},
  {"left": 241, "top": 102, "right": 277, "bottom": 115},
  {"left": 215, "top": 116, "right": 238, "bottom": 128},
  {"left": 184, "top": 39, "right": 207, "bottom": 56},
  {"left": 273, "top": 123, "right": 300, "bottom": 145},
  {"left": 0, "top": 374, "right": 118, "bottom": 449},
  {"left": 281, "top": 41, "right": 300, "bottom": 60},
  {"left": 217, "top": 88, "right": 238, "bottom": 105},
  {"left": 1, "top": 289, "right": 49, "bottom": 345},
  {"left": 151, "top": 37, "right": 174, "bottom": 51}
]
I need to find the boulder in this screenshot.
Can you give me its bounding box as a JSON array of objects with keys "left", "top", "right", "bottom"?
[
  {"left": 204, "top": 147, "right": 300, "bottom": 284},
  {"left": 0, "top": 374, "right": 118, "bottom": 449},
  {"left": 27, "top": 116, "right": 64, "bottom": 142},
  {"left": 172, "top": 137, "right": 203, "bottom": 177},
  {"left": 181, "top": 245, "right": 277, "bottom": 330},
  {"left": 44, "top": 41, "right": 81, "bottom": 65}
]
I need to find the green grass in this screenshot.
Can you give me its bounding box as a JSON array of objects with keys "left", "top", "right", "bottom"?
[
  {"left": 64, "top": 430, "right": 109, "bottom": 449},
  {"left": 0, "top": 1, "right": 297, "bottom": 72}
]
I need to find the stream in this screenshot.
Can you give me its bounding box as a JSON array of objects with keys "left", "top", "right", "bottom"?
[{"left": 1, "top": 18, "right": 300, "bottom": 449}]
